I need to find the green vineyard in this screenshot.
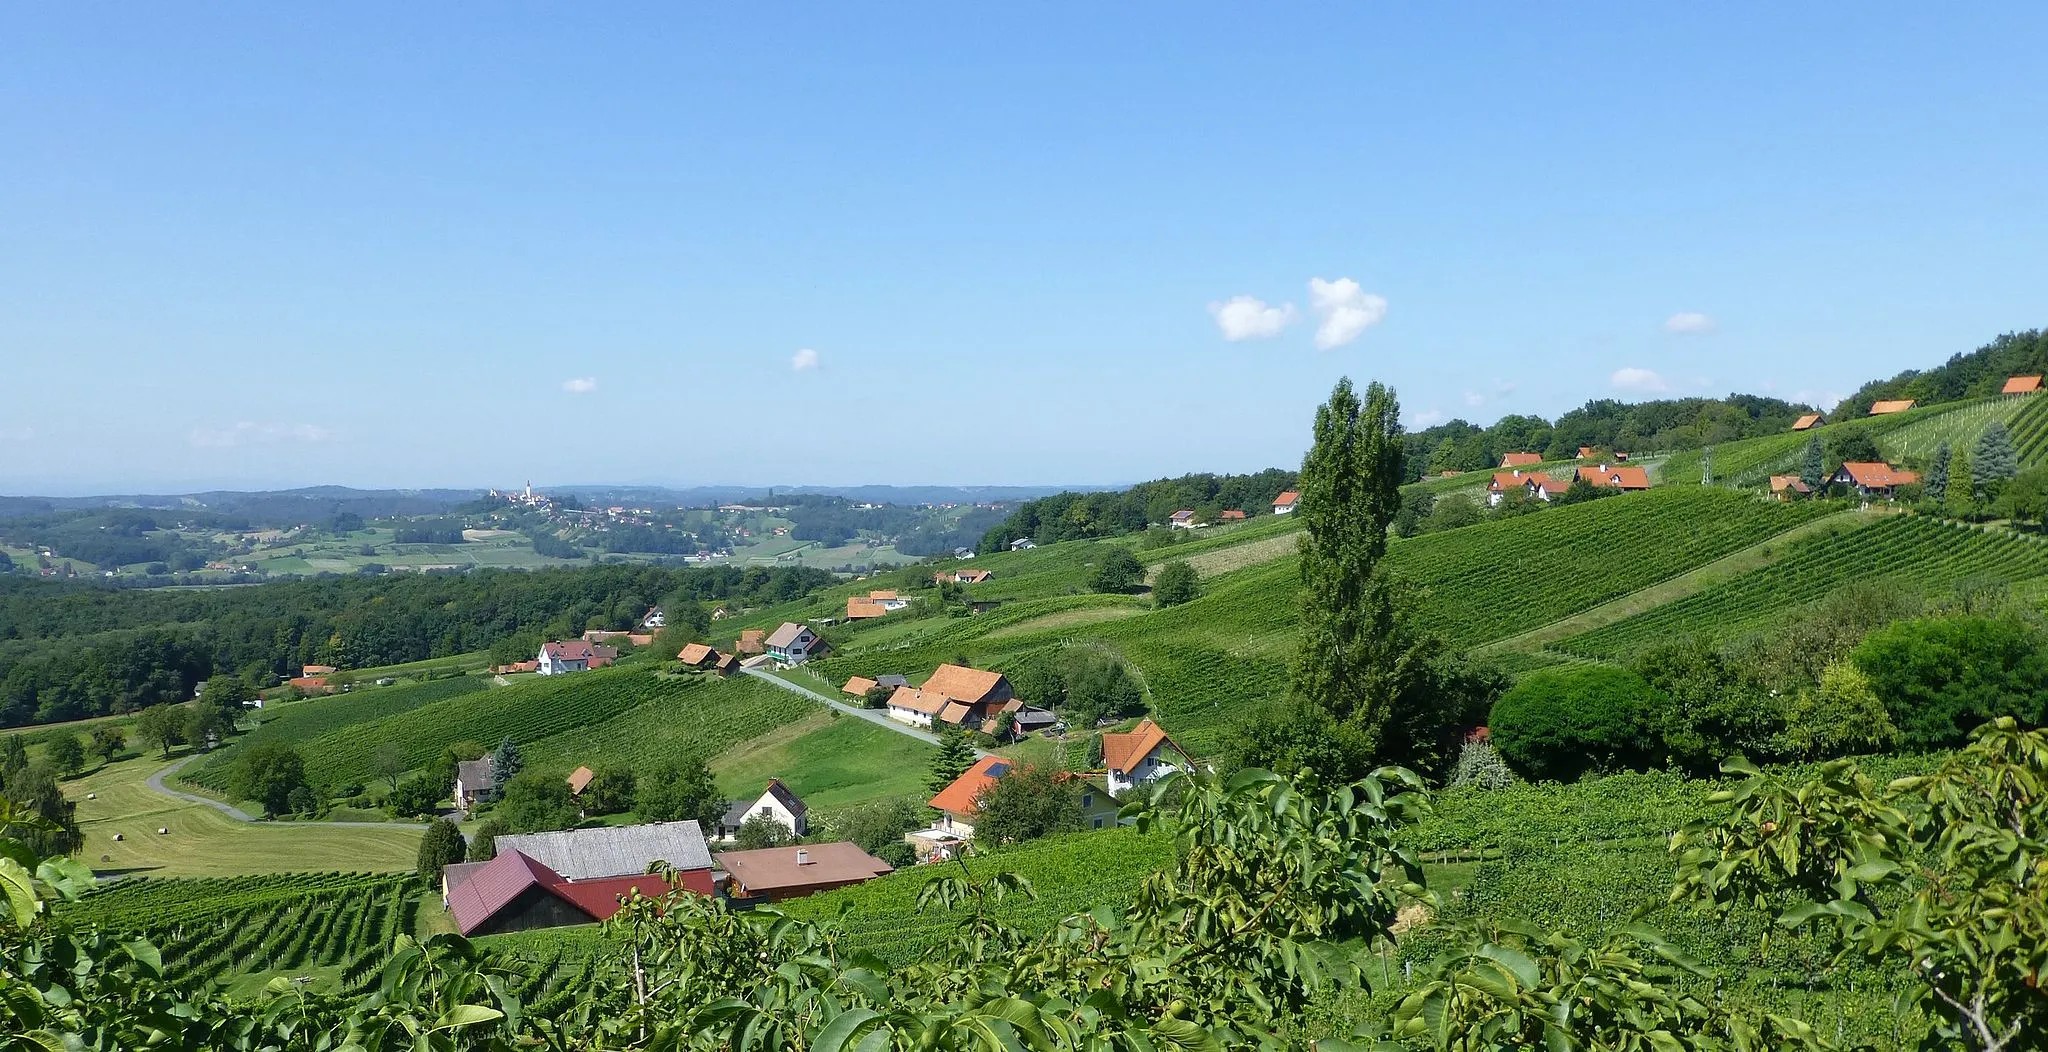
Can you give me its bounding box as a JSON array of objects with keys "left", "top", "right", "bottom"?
[
  {"left": 2007, "top": 392, "right": 2048, "bottom": 466},
  {"left": 1553, "top": 515, "right": 2048, "bottom": 657},
  {"left": 58, "top": 873, "right": 418, "bottom": 988}
]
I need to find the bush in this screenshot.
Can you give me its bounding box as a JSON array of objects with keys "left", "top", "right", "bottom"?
[
  {"left": 1850, "top": 615, "right": 2048, "bottom": 749},
  {"left": 1088, "top": 548, "right": 1144, "bottom": 594},
  {"left": 417, "top": 818, "right": 466, "bottom": 884},
  {"left": 1152, "top": 560, "right": 1200, "bottom": 608},
  {"left": 1489, "top": 666, "right": 1666, "bottom": 782},
  {"left": 1446, "top": 737, "right": 1514, "bottom": 790},
  {"left": 1777, "top": 661, "right": 1899, "bottom": 759}
]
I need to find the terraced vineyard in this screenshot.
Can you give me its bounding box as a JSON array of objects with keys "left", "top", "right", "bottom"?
[
  {"left": 1877, "top": 396, "right": 2025, "bottom": 464},
  {"left": 2008, "top": 392, "right": 2048, "bottom": 466},
  {"left": 58, "top": 872, "right": 416, "bottom": 987},
  {"left": 1555, "top": 515, "right": 2048, "bottom": 657},
  {"left": 223, "top": 677, "right": 489, "bottom": 757}
]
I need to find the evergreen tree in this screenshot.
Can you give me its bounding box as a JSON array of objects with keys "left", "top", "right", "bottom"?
[
  {"left": 926, "top": 728, "right": 976, "bottom": 794},
  {"left": 1800, "top": 437, "right": 1826, "bottom": 491},
  {"left": 490, "top": 738, "right": 522, "bottom": 797},
  {"left": 1951, "top": 447, "right": 1976, "bottom": 511},
  {"left": 1925, "top": 441, "right": 1952, "bottom": 502},
  {"left": 1973, "top": 421, "right": 2018, "bottom": 498},
  {"left": 1, "top": 736, "right": 26, "bottom": 781},
  {"left": 416, "top": 818, "right": 466, "bottom": 884}
]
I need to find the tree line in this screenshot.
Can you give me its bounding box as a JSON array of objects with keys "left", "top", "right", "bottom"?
[
  {"left": 979, "top": 469, "right": 1298, "bottom": 551},
  {"left": 1835, "top": 327, "right": 2048, "bottom": 419},
  {"left": 0, "top": 563, "right": 834, "bottom": 729},
  {"left": 1404, "top": 393, "right": 1815, "bottom": 479}
]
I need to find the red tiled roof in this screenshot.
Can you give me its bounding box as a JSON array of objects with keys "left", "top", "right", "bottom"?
[
  {"left": 550, "top": 871, "right": 709, "bottom": 920},
  {"left": 921, "top": 664, "right": 1008, "bottom": 704},
  {"left": 676, "top": 643, "right": 717, "bottom": 666},
  {"left": 1575, "top": 466, "right": 1651, "bottom": 490},
  {"left": 1490, "top": 470, "right": 1549, "bottom": 491},
  {"left": 1219, "top": 509, "right": 1247, "bottom": 520},
  {"left": 1531, "top": 478, "right": 1571, "bottom": 496},
  {"left": 1838, "top": 462, "right": 1919, "bottom": 488},
  {"left": 868, "top": 590, "right": 898, "bottom": 600},
  {"left": 1790, "top": 413, "right": 1824, "bottom": 431},
  {"left": 886, "top": 686, "right": 948, "bottom": 715},
  {"left": 2004, "top": 375, "right": 2043, "bottom": 394},
  {"left": 1101, "top": 719, "right": 1184, "bottom": 774},
  {"left": 1768, "top": 475, "right": 1812, "bottom": 494},
  {"left": 1868, "top": 399, "right": 1916, "bottom": 415},
  {"left": 566, "top": 766, "right": 595, "bottom": 794},
  {"left": 842, "top": 676, "right": 878, "bottom": 697},
  {"left": 937, "top": 700, "right": 974, "bottom": 725},
  {"left": 928, "top": 755, "right": 1010, "bottom": 817},
  {"left": 1273, "top": 491, "right": 1299, "bottom": 506},
  {"left": 735, "top": 630, "right": 766, "bottom": 654},
  {"left": 1500, "top": 452, "right": 1543, "bottom": 468},
  {"left": 846, "top": 599, "right": 889, "bottom": 620}
]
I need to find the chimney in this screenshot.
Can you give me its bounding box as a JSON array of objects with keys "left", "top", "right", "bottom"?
[
  {"left": 795, "top": 849, "right": 811, "bottom": 865},
  {"left": 1599, "top": 463, "right": 1608, "bottom": 473}
]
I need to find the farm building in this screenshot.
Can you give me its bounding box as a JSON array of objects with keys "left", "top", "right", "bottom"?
[
  {"left": 1768, "top": 475, "right": 1813, "bottom": 500},
  {"left": 2003, "top": 375, "right": 2043, "bottom": 395},
  {"left": 1790, "top": 413, "right": 1826, "bottom": 431},
  {"left": 453, "top": 757, "right": 494, "bottom": 817},
  {"left": 1867, "top": 399, "right": 1916, "bottom": 416},
  {"left": 1499, "top": 452, "right": 1543, "bottom": 468},
  {"left": 1831, "top": 462, "right": 1919, "bottom": 498},
  {"left": 1219, "top": 509, "right": 1247, "bottom": 521},
  {"left": 566, "top": 766, "right": 595, "bottom": 796},
  {"left": 1575, "top": 464, "right": 1651, "bottom": 491},
  {"left": 1008, "top": 537, "right": 1037, "bottom": 550},
  {"left": 444, "top": 822, "right": 716, "bottom": 937},
  {"left": 842, "top": 676, "right": 878, "bottom": 697},
  {"left": 675, "top": 643, "right": 721, "bottom": 669},
  {"left": 715, "top": 779, "right": 809, "bottom": 840},
  {"left": 716, "top": 842, "right": 894, "bottom": 903},
  {"left": 1168, "top": 509, "right": 1199, "bottom": 529},
  {"left": 538, "top": 640, "right": 617, "bottom": 676},
  {"left": 1272, "top": 491, "right": 1299, "bottom": 515},
  {"left": 845, "top": 598, "right": 889, "bottom": 620}
]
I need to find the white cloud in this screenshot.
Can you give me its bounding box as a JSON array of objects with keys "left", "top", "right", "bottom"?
[
  {"left": 1610, "top": 367, "right": 1672, "bottom": 394},
  {"left": 1663, "top": 312, "right": 1715, "bottom": 334},
  {"left": 1308, "top": 277, "right": 1389, "bottom": 349},
  {"left": 791, "top": 348, "right": 820, "bottom": 371},
  {"left": 188, "top": 421, "right": 334, "bottom": 448},
  {"left": 1411, "top": 408, "right": 1448, "bottom": 429},
  {"left": 1207, "top": 296, "right": 1296, "bottom": 341},
  {"left": 1462, "top": 391, "right": 1487, "bottom": 407},
  {"left": 561, "top": 377, "right": 598, "bottom": 394}
]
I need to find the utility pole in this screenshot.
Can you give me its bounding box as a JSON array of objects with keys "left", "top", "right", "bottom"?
[{"left": 1702, "top": 445, "right": 1714, "bottom": 486}]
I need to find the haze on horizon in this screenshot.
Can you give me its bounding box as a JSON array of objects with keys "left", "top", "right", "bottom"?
[{"left": 4, "top": 4, "right": 2045, "bottom": 495}]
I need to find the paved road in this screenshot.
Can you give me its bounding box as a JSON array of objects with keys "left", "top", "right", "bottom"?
[
  {"left": 741, "top": 668, "right": 991, "bottom": 757},
  {"left": 145, "top": 754, "right": 428, "bottom": 829}
]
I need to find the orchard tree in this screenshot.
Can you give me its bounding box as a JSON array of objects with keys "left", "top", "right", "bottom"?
[{"left": 87, "top": 726, "right": 124, "bottom": 763}]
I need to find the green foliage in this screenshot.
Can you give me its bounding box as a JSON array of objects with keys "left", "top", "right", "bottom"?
[
  {"left": 967, "top": 763, "right": 1082, "bottom": 846},
  {"left": 1490, "top": 666, "right": 1666, "bottom": 782},
  {"left": 384, "top": 777, "right": 442, "bottom": 818},
  {"left": 926, "top": 729, "right": 976, "bottom": 795},
  {"left": 1850, "top": 614, "right": 2048, "bottom": 749},
  {"left": 581, "top": 767, "right": 636, "bottom": 815},
  {"left": 1801, "top": 435, "right": 1826, "bottom": 490},
  {"left": 228, "top": 741, "right": 310, "bottom": 818},
  {"left": 634, "top": 756, "right": 722, "bottom": 826},
  {"left": 3, "top": 765, "right": 83, "bottom": 858},
  {"left": 1088, "top": 546, "right": 1145, "bottom": 593},
  {"left": 822, "top": 796, "right": 926, "bottom": 858},
  {"left": 88, "top": 725, "right": 124, "bottom": 763},
  {"left": 44, "top": 733, "right": 84, "bottom": 776},
  {"left": 470, "top": 818, "right": 506, "bottom": 862},
  {"left": 417, "top": 818, "right": 466, "bottom": 884},
  {"left": 491, "top": 771, "right": 578, "bottom": 834},
  {"left": 489, "top": 737, "right": 522, "bottom": 796},
  {"left": 1446, "top": 736, "right": 1514, "bottom": 790},
  {"left": 1671, "top": 721, "right": 2048, "bottom": 1048},
  {"left": 1151, "top": 559, "right": 1200, "bottom": 607},
  {"left": 1995, "top": 464, "right": 2048, "bottom": 527},
  {"left": 731, "top": 814, "right": 793, "bottom": 850},
  {"left": 1926, "top": 439, "right": 1952, "bottom": 500},
  {"left": 1779, "top": 661, "right": 1899, "bottom": 759},
  {"left": 1972, "top": 419, "right": 2019, "bottom": 499},
  {"left": 134, "top": 704, "right": 184, "bottom": 759}
]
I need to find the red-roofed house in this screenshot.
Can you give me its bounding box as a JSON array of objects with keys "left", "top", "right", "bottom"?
[
  {"left": 1768, "top": 475, "right": 1812, "bottom": 501},
  {"left": 538, "top": 640, "right": 617, "bottom": 676},
  {"left": 1487, "top": 469, "right": 1550, "bottom": 507},
  {"left": 842, "top": 676, "right": 878, "bottom": 698},
  {"left": 1100, "top": 719, "right": 1191, "bottom": 796},
  {"left": 1168, "top": 509, "right": 1199, "bottom": 529},
  {"left": 1831, "top": 461, "right": 1920, "bottom": 498},
  {"left": 845, "top": 598, "right": 889, "bottom": 620},
  {"left": 924, "top": 756, "right": 1120, "bottom": 843},
  {"left": 1790, "top": 413, "right": 1825, "bottom": 431},
  {"left": 1219, "top": 509, "right": 1247, "bottom": 521},
  {"left": 1272, "top": 491, "right": 1299, "bottom": 515},
  {"left": 1868, "top": 399, "right": 1917, "bottom": 416},
  {"left": 675, "top": 643, "right": 719, "bottom": 668},
  {"left": 1574, "top": 464, "right": 1652, "bottom": 492},
  {"left": 2004, "top": 376, "right": 2043, "bottom": 395},
  {"left": 1500, "top": 452, "right": 1543, "bottom": 468}
]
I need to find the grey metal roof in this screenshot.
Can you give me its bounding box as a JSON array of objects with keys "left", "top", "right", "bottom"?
[
  {"left": 456, "top": 758, "right": 494, "bottom": 787},
  {"left": 493, "top": 820, "right": 712, "bottom": 880},
  {"left": 721, "top": 800, "right": 749, "bottom": 828},
  {"left": 875, "top": 674, "right": 909, "bottom": 689},
  {"left": 764, "top": 622, "right": 808, "bottom": 648}
]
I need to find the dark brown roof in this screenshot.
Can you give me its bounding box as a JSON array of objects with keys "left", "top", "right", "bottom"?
[{"left": 714, "top": 842, "right": 892, "bottom": 893}]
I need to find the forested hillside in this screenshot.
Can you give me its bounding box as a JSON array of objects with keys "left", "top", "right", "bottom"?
[{"left": 1835, "top": 327, "right": 2048, "bottom": 417}]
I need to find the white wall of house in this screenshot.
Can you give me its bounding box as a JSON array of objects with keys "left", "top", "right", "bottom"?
[
  {"left": 741, "top": 790, "right": 805, "bottom": 836},
  {"left": 887, "top": 704, "right": 934, "bottom": 728},
  {"left": 1106, "top": 749, "right": 1179, "bottom": 796},
  {"left": 937, "top": 811, "right": 976, "bottom": 838}
]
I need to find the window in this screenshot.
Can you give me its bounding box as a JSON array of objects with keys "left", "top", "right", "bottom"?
[
  {"left": 759, "top": 806, "right": 773, "bottom": 817},
  {"left": 1092, "top": 817, "right": 1104, "bottom": 829},
  {"left": 1081, "top": 793, "right": 1093, "bottom": 808}
]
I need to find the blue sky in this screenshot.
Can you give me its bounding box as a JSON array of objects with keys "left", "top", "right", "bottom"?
[{"left": 4, "top": 4, "right": 2045, "bottom": 494}]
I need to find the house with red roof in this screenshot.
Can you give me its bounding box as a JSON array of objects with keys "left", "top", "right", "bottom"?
[
  {"left": 1768, "top": 475, "right": 1812, "bottom": 501},
  {"left": 1099, "top": 719, "right": 1191, "bottom": 796},
  {"left": 675, "top": 642, "right": 721, "bottom": 668},
  {"left": 1868, "top": 399, "right": 1916, "bottom": 416},
  {"left": 1487, "top": 469, "right": 1551, "bottom": 507},
  {"left": 441, "top": 821, "right": 717, "bottom": 937},
  {"left": 1272, "top": 491, "right": 1299, "bottom": 515},
  {"left": 1790, "top": 413, "right": 1826, "bottom": 431},
  {"left": 921, "top": 756, "right": 1120, "bottom": 848},
  {"left": 1499, "top": 452, "right": 1544, "bottom": 468},
  {"left": 2004, "top": 375, "right": 2043, "bottom": 395},
  {"left": 845, "top": 597, "right": 890, "bottom": 620},
  {"left": 1219, "top": 509, "right": 1247, "bottom": 521},
  {"left": 1574, "top": 464, "right": 1652, "bottom": 492},
  {"left": 538, "top": 640, "right": 617, "bottom": 676},
  {"left": 1830, "top": 461, "right": 1919, "bottom": 498}
]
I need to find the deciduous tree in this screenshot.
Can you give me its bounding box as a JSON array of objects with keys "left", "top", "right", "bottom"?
[
  {"left": 635, "top": 757, "right": 723, "bottom": 826},
  {"left": 416, "top": 818, "right": 465, "bottom": 884},
  {"left": 43, "top": 734, "right": 83, "bottom": 777},
  {"left": 1151, "top": 559, "right": 1199, "bottom": 607}
]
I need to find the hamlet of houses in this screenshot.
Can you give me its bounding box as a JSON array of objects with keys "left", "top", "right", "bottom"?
[{"left": 1485, "top": 448, "right": 1650, "bottom": 507}]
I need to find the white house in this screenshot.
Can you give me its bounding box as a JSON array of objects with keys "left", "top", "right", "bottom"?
[
  {"left": 885, "top": 686, "right": 947, "bottom": 728},
  {"left": 1272, "top": 491, "right": 1299, "bottom": 515},
  {"left": 1167, "top": 509, "right": 1199, "bottom": 529},
  {"left": 641, "top": 607, "right": 666, "bottom": 629},
  {"left": 716, "top": 778, "right": 809, "bottom": 840},
  {"left": 538, "top": 640, "right": 617, "bottom": 676},
  {"left": 1100, "top": 719, "right": 1190, "bottom": 796},
  {"left": 763, "top": 622, "right": 826, "bottom": 665},
  {"left": 1009, "top": 538, "right": 1037, "bottom": 551}
]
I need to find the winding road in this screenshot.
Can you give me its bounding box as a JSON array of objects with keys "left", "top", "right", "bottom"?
[
  {"left": 145, "top": 754, "right": 428, "bottom": 828},
  {"left": 741, "top": 668, "right": 992, "bottom": 757}
]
